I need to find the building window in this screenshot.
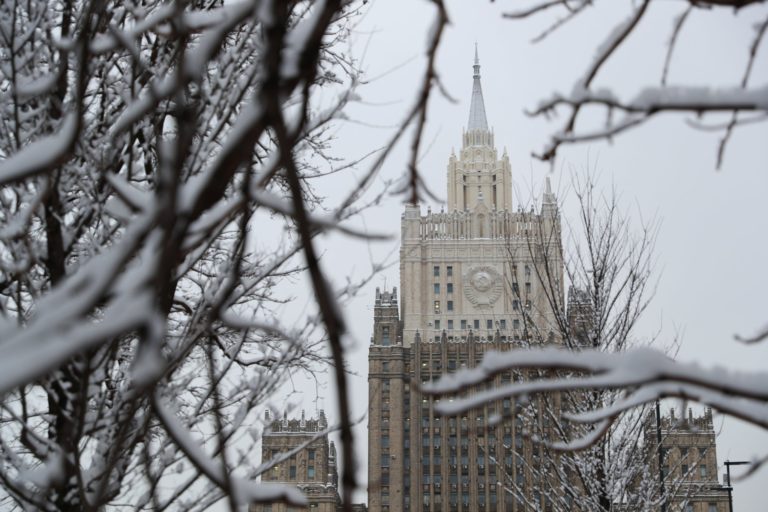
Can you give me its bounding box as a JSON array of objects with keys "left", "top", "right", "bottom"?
[
  {"left": 513, "top": 319, "right": 520, "bottom": 330},
  {"left": 684, "top": 503, "right": 693, "bottom": 512},
  {"left": 434, "top": 320, "right": 440, "bottom": 330},
  {"left": 447, "top": 301, "right": 453, "bottom": 311},
  {"left": 700, "top": 465, "right": 707, "bottom": 478},
  {"left": 308, "top": 466, "right": 315, "bottom": 480},
  {"left": 383, "top": 362, "right": 389, "bottom": 372},
  {"left": 447, "top": 283, "right": 453, "bottom": 293},
  {"left": 434, "top": 300, "right": 440, "bottom": 314},
  {"left": 434, "top": 283, "right": 440, "bottom": 294},
  {"left": 525, "top": 282, "right": 531, "bottom": 294},
  {"left": 383, "top": 436, "right": 390, "bottom": 448},
  {"left": 434, "top": 266, "right": 440, "bottom": 277},
  {"left": 308, "top": 449, "right": 315, "bottom": 461},
  {"left": 499, "top": 319, "right": 506, "bottom": 330},
  {"left": 473, "top": 319, "right": 480, "bottom": 329},
  {"left": 460, "top": 320, "right": 467, "bottom": 330},
  {"left": 447, "top": 266, "right": 453, "bottom": 276},
  {"left": 289, "top": 465, "right": 296, "bottom": 479},
  {"left": 709, "top": 504, "right": 717, "bottom": 512},
  {"left": 525, "top": 265, "right": 531, "bottom": 277},
  {"left": 448, "top": 320, "right": 454, "bottom": 330},
  {"left": 513, "top": 300, "right": 519, "bottom": 310},
  {"left": 487, "top": 319, "right": 493, "bottom": 329},
  {"left": 382, "top": 326, "right": 390, "bottom": 346}
]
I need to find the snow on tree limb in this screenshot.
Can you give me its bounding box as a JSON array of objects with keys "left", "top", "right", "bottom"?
[
  {"left": 502, "top": 0, "right": 768, "bottom": 166},
  {"left": 0, "top": 0, "right": 381, "bottom": 509},
  {"left": 0, "top": 113, "right": 78, "bottom": 185},
  {"left": 423, "top": 346, "right": 768, "bottom": 434},
  {"left": 153, "top": 396, "right": 308, "bottom": 507},
  {"left": 530, "top": 82, "right": 768, "bottom": 160},
  {"left": 533, "top": 83, "right": 768, "bottom": 116}
]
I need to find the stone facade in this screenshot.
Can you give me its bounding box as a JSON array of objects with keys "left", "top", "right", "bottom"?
[
  {"left": 368, "top": 51, "right": 565, "bottom": 512},
  {"left": 645, "top": 408, "right": 729, "bottom": 512},
  {"left": 367, "top": 50, "right": 731, "bottom": 512},
  {"left": 253, "top": 411, "right": 340, "bottom": 512}
]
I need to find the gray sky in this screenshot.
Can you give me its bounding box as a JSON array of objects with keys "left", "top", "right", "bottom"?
[{"left": 281, "top": 0, "right": 768, "bottom": 507}]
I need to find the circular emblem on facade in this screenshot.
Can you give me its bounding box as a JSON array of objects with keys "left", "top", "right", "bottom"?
[{"left": 464, "top": 266, "right": 502, "bottom": 308}]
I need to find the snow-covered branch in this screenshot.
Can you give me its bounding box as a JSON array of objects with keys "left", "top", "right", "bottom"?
[
  {"left": 0, "top": 0, "right": 393, "bottom": 509},
  {"left": 424, "top": 346, "right": 768, "bottom": 434},
  {"left": 502, "top": 0, "right": 768, "bottom": 166}
]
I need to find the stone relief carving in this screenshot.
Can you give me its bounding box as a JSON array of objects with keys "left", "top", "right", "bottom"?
[{"left": 463, "top": 266, "right": 502, "bottom": 308}]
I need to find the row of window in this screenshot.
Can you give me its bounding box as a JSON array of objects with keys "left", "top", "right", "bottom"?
[
  {"left": 661, "top": 463, "right": 708, "bottom": 479},
  {"left": 433, "top": 299, "right": 531, "bottom": 314},
  {"left": 433, "top": 318, "right": 520, "bottom": 330},
  {"left": 433, "top": 266, "right": 454, "bottom": 277},
  {"left": 435, "top": 282, "right": 535, "bottom": 296},
  {"left": 264, "top": 448, "right": 316, "bottom": 460},
  {"left": 276, "top": 464, "right": 315, "bottom": 480},
  {"left": 666, "top": 445, "right": 708, "bottom": 460},
  {"left": 433, "top": 265, "right": 533, "bottom": 277},
  {"left": 433, "top": 282, "right": 454, "bottom": 294}
]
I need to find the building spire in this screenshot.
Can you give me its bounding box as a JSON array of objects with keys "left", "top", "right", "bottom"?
[{"left": 467, "top": 45, "right": 489, "bottom": 132}]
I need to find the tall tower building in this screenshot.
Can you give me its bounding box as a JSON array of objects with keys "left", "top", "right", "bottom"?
[{"left": 368, "top": 51, "right": 564, "bottom": 512}]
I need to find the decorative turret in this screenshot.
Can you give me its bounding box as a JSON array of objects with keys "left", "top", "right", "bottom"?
[
  {"left": 541, "top": 176, "right": 559, "bottom": 217},
  {"left": 372, "top": 287, "right": 401, "bottom": 346},
  {"left": 447, "top": 49, "right": 513, "bottom": 212}
]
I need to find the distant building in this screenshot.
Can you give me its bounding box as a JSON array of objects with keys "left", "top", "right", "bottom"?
[
  {"left": 367, "top": 49, "right": 567, "bottom": 512},
  {"left": 645, "top": 408, "right": 729, "bottom": 512},
  {"left": 364, "top": 49, "right": 733, "bottom": 512},
  {"left": 253, "top": 410, "right": 340, "bottom": 512}
]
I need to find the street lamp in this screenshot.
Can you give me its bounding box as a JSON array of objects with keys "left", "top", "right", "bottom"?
[
  {"left": 655, "top": 400, "right": 667, "bottom": 512},
  {"left": 724, "top": 460, "right": 750, "bottom": 512}
]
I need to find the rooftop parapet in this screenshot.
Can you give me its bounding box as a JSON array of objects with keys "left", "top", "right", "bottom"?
[
  {"left": 264, "top": 409, "right": 328, "bottom": 434},
  {"left": 403, "top": 207, "right": 554, "bottom": 241}
]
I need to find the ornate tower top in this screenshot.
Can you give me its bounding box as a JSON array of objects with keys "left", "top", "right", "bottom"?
[
  {"left": 449, "top": 49, "right": 509, "bottom": 210},
  {"left": 467, "top": 44, "right": 489, "bottom": 133}
]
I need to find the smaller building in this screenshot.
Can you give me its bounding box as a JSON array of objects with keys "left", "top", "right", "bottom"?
[
  {"left": 646, "top": 408, "right": 729, "bottom": 512},
  {"left": 253, "top": 410, "right": 367, "bottom": 512},
  {"left": 253, "top": 410, "right": 339, "bottom": 512}
]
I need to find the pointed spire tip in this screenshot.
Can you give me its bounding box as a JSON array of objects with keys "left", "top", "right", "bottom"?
[{"left": 467, "top": 45, "right": 489, "bottom": 132}]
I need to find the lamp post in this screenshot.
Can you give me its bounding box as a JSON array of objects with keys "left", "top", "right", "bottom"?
[
  {"left": 655, "top": 400, "right": 666, "bottom": 512},
  {"left": 724, "top": 460, "right": 750, "bottom": 512}
]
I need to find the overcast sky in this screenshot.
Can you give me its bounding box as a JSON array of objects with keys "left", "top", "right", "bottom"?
[{"left": 275, "top": 0, "right": 768, "bottom": 507}]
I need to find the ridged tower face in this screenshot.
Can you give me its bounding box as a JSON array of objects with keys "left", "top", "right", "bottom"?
[{"left": 368, "top": 50, "right": 564, "bottom": 512}]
